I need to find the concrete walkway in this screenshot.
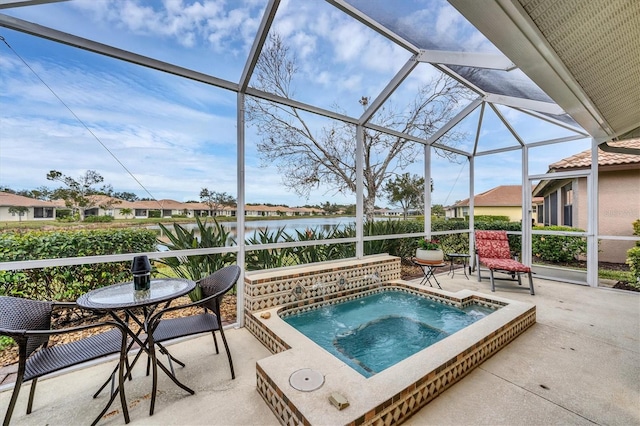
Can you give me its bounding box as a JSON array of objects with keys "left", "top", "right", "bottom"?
[{"left": 1, "top": 275, "right": 638, "bottom": 425}]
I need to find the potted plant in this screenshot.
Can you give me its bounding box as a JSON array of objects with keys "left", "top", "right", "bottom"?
[{"left": 416, "top": 237, "right": 444, "bottom": 264}]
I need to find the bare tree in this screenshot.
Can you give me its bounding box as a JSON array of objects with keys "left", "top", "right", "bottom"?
[
  {"left": 383, "top": 173, "right": 425, "bottom": 220},
  {"left": 247, "top": 33, "right": 470, "bottom": 221},
  {"left": 199, "top": 188, "right": 236, "bottom": 216},
  {"left": 46, "top": 170, "right": 105, "bottom": 221}
]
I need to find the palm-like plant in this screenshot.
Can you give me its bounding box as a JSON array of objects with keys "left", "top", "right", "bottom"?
[
  {"left": 288, "top": 226, "right": 354, "bottom": 264},
  {"left": 156, "top": 216, "right": 236, "bottom": 300},
  {"left": 245, "top": 226, "right": 293, "bottom": 270}
]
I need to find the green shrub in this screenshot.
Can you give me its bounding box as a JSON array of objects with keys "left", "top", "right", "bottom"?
[
  {"left": 148, "top": 210, "right": 161, "bottom": 218},
  {"left": 0, "top": 335, "right": 13, "bottom": 351},
  {"left": 474, "top": 215, "right": 510, "bottom": 222},
  {"left": 157, "top": 217, "right": 236, "bottom": 300},
  {"left": 287, "top": 225, "right": 353, "bottom": 264},
  {"left": 531, "top": 225, "right": 587, "bottom": 262},
  {"left": 83, "top": 215, "right": 114, "bottom": 223},
  {"left": 626, "top": 246, "right": 640, "bottom": 289},
  {"left": 55, "top": 209, "right": 72, "bottom": 219},
  {"left": 632, "top": 219, "right": 640, "bottom": 246},
  {"left": 364, "top": 219, "right": 422, "bottom": 258},
  {"left": 245, "top": 226, "right": 295, "bottom": 270},
  {"left": 0, "top": 228, "right": 157, "bottom": 300}
]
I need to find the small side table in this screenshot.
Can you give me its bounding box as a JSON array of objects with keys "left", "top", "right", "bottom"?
[
  {"left": 446, "top": 253, "right": 471, "bottom": 279},
  {"left": 410, "top": 257, "right": 446, "bottom": 289}
]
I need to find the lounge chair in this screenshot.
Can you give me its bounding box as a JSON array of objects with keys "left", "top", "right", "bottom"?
[{"left": 474, "top": 230, "right": 535, "bottom": 295}]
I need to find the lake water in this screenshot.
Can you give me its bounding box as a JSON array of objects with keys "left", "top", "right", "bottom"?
[{"left": 153, "top": 216, "right": 361, "bottom": 247}]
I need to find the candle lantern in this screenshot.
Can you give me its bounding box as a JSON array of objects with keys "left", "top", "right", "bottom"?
[{"left": 131, "top": 255, "right": 151, "bottom": 291}]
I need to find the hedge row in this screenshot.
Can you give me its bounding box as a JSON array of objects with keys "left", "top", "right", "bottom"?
[
  {"left": 0, "top": 218, "right": 606, "bottom": 301},
  {"left": 0, "top": 228, "right": 157, "bottom": 301}
]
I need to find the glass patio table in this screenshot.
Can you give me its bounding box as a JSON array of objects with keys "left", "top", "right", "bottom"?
[{"left": 77, "top": 278, "right": 196, "bottom": 417}]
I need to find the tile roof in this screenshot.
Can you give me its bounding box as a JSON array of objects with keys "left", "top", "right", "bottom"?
[
  {"left": 0, "top": 192, "right": 58, "bottom": 207},
  {"left": 549, "top": 138, "right": 640, "bottom": 170},
  {"left": 452, "top": 185, "right": 542, "bottom": 207}
]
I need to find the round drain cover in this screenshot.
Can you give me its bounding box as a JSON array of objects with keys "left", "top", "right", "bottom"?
[{"left": 289, "top": 368, "right": 324, "bottom": 392}]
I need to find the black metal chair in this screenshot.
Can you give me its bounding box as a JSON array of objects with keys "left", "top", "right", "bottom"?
[
  {"left": 0, "top": 296, "right": 130, "bottom": 426},
  {"left": 147, "top": 265, "right": 241, "bottom": 380}
]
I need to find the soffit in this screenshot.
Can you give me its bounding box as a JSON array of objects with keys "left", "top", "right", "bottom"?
[{"left": 449, "top": 0, "right": 640, "bottom": 144}]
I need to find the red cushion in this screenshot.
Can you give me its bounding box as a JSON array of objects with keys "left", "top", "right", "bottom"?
[
  {"left": 475, "top": 231, "right": 511, "bottom": 259},
  {"left": 479, "top": 257, "right": 531, "bottom": 273}
]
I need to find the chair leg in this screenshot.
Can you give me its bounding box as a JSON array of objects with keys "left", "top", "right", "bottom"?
[
  {"left": 117, "top": 342, "right": 130, "bottom": 424},
  {"left": 3, "top": 376, "right": 24, "bottom": 426},
  {"left": 528, "top": 272, "right": 535, "bottom": 295},
  {"left": 26, "top": 377, "right": 38, "bottom": 414},
  {"left": 517, "top": 273, "right": 522, "bottom": 286},
  {"left": 217, "top": 327, "right": 235, "bottom": 379},
  {"left": 476, "top": 256, "right": 482, "bottom": 282},
  {"left": 149, "top": 339, "right": 159, "bottom": 416},
  {"left": 211, "top": 330, "right": 220, "bottom": 354},
  {"left": 489, "top": 270, "right": 496, "bottom": 292}
]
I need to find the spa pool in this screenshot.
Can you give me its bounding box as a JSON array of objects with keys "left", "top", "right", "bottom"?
[
  {"left": 282, "top": 290, "right": 497, "bottom": 377},
  {"left": 251, "top": 283, "right": 536, "bottom": 426}
]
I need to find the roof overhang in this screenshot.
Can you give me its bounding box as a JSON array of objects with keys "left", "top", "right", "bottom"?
[{"left": 449, "top": 0, "right": 640, "bottom": 147}]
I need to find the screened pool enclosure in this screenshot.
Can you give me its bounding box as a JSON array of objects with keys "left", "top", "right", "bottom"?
[{"left": 1, "top": 0, "right": 639, "bottom": 322}]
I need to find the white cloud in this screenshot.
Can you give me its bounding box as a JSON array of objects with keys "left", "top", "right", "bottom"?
[
  {"left": 0, "top": 0, "right": 593, "bottom": 209},
  {"left": 69, "top": 0, "right": 259, "bottom": 53}
]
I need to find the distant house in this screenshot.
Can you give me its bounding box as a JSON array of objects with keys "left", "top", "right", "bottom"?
[
  {"left": 445, "top": 185, "right": 542, "bottom": 223},
  {"left": 0, "top": 192, "right": 58, "bottom": 221},
  {"left": 533, "top": 139, "right": 640, "bottom": 263},
  {"left": 0, "top": 193, "right": 327, "bottom": 221},
  {"left": 245, "top": 204, "right": 291, "bottom": 217},
  {"left": 290, "top": 207, "right": 324, "bottom": 216}
]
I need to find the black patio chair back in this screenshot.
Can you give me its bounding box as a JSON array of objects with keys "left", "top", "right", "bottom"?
[
  {"left": 148, "top": 265, "right": 241, "bottom": 379},
  {"left": 0, "top": 296, "right": 130, "bottom": 426}
]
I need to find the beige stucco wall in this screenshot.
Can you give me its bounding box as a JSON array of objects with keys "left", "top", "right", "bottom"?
[
  {"left": 0, "top": 206, "right": 55, "bottom": 222},
  {"left": 475, "top": 206, "right": 523, "bottom": 222},
  {"left": 577, "top": 169, "right": 640, "bottom": 263}
]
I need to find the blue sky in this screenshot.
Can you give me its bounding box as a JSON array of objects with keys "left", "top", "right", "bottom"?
[{"left": 0, "top": 0, "right": 590, "bottom": 208}]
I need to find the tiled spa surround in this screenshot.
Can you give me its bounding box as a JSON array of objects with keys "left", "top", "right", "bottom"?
[{"left": 245, "top": 256, "right": 536, "bottom": 425}]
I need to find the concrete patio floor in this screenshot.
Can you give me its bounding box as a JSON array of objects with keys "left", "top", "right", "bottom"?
[{"left": 1, "top": 273, "right": 638, "bottom": 425}]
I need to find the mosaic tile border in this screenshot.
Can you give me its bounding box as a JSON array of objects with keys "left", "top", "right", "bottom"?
[
  {"left": 257, "top": 363, "right": 307, "bottom": 426},
  {"left": 350, "top": 308, "right": 536, "bottom": 426},
  {"left": 246, "top": 256, "right": 536, "bottom": 426},
  {"left": 245, "top": 308, "right": 290, "bottom": 354},
  {"left": 244, "top": 255, "right": 401, "bottom": 313},
  {"left": 256, "top": 305, "right": 535, "bottom": 426},
  {"left": 245, "top": 256, "right": 401, "bottom": 355}
]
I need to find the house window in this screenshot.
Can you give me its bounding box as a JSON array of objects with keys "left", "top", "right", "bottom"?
[
  {"left": 135, "top": 209, "right": 147, "bottom": 216},
  {"left": 33, "top": 207, "right": 54, "bottom": 218},
  {"left": 562, "top": 184, "right": 573, "bottom": 226},
  {"left": 544, "top": 192, "right": 558, "bottom": 226},
  {"left": 537, "top": 205, "right": 543, "bottom": 224}
]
